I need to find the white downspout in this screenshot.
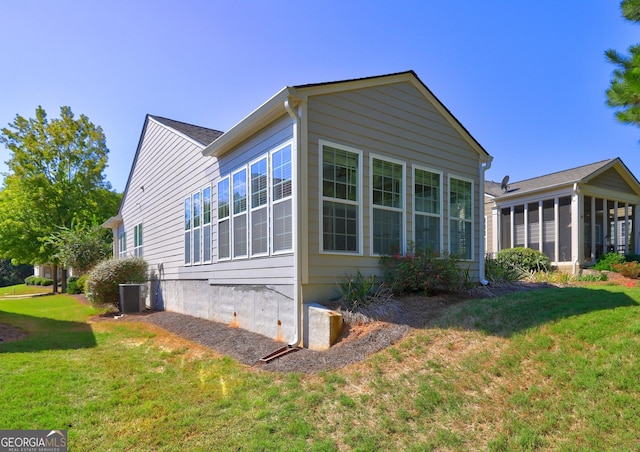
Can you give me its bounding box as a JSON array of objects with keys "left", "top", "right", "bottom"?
[
  {"left": 478, "top": 157, "right": 493, "bottom": 285},
  {"left": 284, "top": 95, "right": 302, "bottom": 347}
]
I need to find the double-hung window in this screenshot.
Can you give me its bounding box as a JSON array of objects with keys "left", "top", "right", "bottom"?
[
  {"left": 203, "top": 186, "right": 212, "bottom": 263},
  {"left": 449, "top": 176, "right": 473, "bottom": 259},
  {"left": 250, "top": 157, "right": 269, "bottom": 256},
  {"left": 133, "top": 223, "right": 143, "bottom": 257},
  {"left": 321, "top": 141, "right": 360, "bottom": 253},
  {"left": 414, "top": 167, "right": 441, "bottom": 253},
  {"left": 184, "top": 197, "right": 191, "bottom": 264},
  {"left": 118, "top": 228, "right": 127, "bottom": 258},
  {"left": 372, "top": 156, "right": 404, "bottom": 255},
  {"left": 232, "top": 169, "right": 248, "bottom": 258},
  {"left": 217, "top": 178, "right": 231, "bottom": 260},
  {"left": 192, "top": 191, "right": 201, "bottom": 264},
  {"left": 272, "top": 144, "right": 292, "bottom": 253}
]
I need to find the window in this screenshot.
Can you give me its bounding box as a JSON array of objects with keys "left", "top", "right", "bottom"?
[
  {"left": 133, "top": 223, "right": 143, "bottom": 257},
  {"left": 272, "top": 144, "right": 292, "bottom": 253},
  {"left": 217, "top": 178, "right": 230, "bottom": 260},
  {"left": 192, "top": 191, "right": 201, "bottom": 264},
  {"left": 203, "top": 186, "right": 212, "bottom": 263},
  {"left": 414, "top": 167, "right": 441, "bottom": 252},
  {"left": 118, "top": 228, "right": 127, "bottom": 258},
  {"left": 232, "top": 169, "right": 248, "bottom": 258},
  {"left": 321, "top": 142, "right": 360, "bottom": 253},
  {"left": 250, "top": 157, "right": 269, "bottom": 256},
  {"left": 372, "top": 156, "right": 404, "bottom": 255},
  {"left": 449, "top": 176, "right": 473, "bottom": 260},
  {"left": 184, "top": 197, "right": 191, "bottom": 264}
]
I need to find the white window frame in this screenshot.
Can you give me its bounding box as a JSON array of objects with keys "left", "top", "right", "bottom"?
[
  {"left": 133, "top": 223, "right": 143, "bottom": 257},
  {"left": 118, "top": 227, "right": 127, "bottom": 258},
  {"left": 192, "top": 190, "right": 202, "bottom": 264},
  {"left": 249, "top": 155, "right": 270, "bottom": 258},
  {"left": 412, "top": 165, "right": 443, "bottom": 253},
  {"left": 202, "top": 185, "right": 212, "bottom": 264},
  {"left": 184, "top": 196, "right": 191, "bottom": 265},
  {"left": 448, "top": 174, "right": 474, "bottom": 261},
  {"left": 231, "top": 168, "right": 249, "bottom": 259},
  {"left": 271, "top": 142, "right": 294, "bottom": 255},
  {"left": 217, "top": 177, "right": 231, "bottom": 262},
  {"left": 370, "top": 153, "right": 406, "bottom": 256},
  {"left": 319, "top": 140, "right": 363, "bottom": 255}
]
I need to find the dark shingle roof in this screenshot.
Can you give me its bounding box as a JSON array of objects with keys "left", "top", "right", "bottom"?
[
  {"left": 150, "top": 115, "right": 223, "bottom": 146},
  {"left": 486, "top": 158, "right": 617, "bottom": 197}
]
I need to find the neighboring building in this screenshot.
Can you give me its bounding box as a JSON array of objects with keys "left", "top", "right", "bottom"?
[
  {"left": 485, "top": 158, "right": 640, "bottom": 273},
  {"left": 104, "top": 71, "right": 493, "bottom": 346}
]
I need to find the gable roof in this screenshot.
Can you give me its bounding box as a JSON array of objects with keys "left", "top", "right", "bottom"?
[
  {"left": 202, "top": 70, "right": 491, "bottom": 160},
  {"left": 149, "top": 115, "right": 223, "bottom": 146},
  {"left": 486, "top": 157, "right": 640, "bottom": 198}
]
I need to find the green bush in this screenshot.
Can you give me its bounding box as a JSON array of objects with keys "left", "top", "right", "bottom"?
[
  {"left": 76, "top": 274, "right": 88, "bottom": 293},
  {"left": 24, "top": 276, "right": 35, "bottom": 285},
  {"left": 613, "top": 262, "right": 640, "bottom": 279},
  {"left": 485, "top": 256, "right": 523, "bottom": 282},
  {"left": 625, "top": 253, "right": 640, "bottom": 263},
  {"left": 381, "top": 247, "right": 464, "bottom": 295},
  {"left": 594, "top": 252, "right": 626, "bottom": 271},
  {"left": 66, "top": 275, "right": 81, "bottom": 294},
  {"left": 86, "top": 257, "right": 148, "bottom": 307},
  {"left": 495, "top": 247, "right": 551, "bottom": 274},
  {"left": 338, "top": 270, "right": 379, "bottom": 311}
]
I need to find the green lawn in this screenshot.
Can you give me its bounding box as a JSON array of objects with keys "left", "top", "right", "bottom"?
[
  {"left": 0, "top": 283, "right": 52, "bottom": 297},
  {"left": 1, "top": 284, "right": 639, "bottom": 451}
]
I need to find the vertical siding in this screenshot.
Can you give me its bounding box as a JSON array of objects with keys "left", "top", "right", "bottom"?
[{"left": 304, "top": 81, "right": 484, "bottom": 298}]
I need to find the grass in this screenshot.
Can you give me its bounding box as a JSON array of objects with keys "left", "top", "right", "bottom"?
[
  {"left": 0, "top": 283, "right": 52, "bottom": 297},
  {"left": 1, "top": 283, "right": 640, "bottom": 450}
]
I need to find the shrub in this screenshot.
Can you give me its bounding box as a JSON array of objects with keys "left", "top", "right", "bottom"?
[
  {"left": 338, "top": 270, "right": 379, "bottom": 311},
  {"left": 66, "top": 275, "right": 81, "bottom": 294},
  {"left": 24, "top": 276, "right": 35, "bottom": 285},
  {"left": 76, "top": 274, "right": 88, "bottom": 293},
  {"left": 495, "top": 247, "right": 551, "bottom": 274},
  {"left": 381, "top": 247, "right": 464, "bottom": 295},
  {"left": 613, "top": 262, "right": 640, "bottom": 279},
  {"left": 625, "top": 253, "right": 640, "bottom": 263},
  {"left": 594, "top": 252, "right": 625, "bottom": 271},
  {"left": 484, "top": 256, "right": 523, "bottom": 282},
  {"left": 86, "top": 257, "right": 148, "bottom": 307}
]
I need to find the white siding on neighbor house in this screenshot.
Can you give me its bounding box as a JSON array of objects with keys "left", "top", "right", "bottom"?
[{"left": 302, "top": 81, "right": 483, "bottom": 298}]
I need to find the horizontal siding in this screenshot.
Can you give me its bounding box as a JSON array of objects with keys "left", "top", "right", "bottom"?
[
  {"left": 120, "top": 116, "right": 295, "bottom": 284},
  {"left": 589, "top": 168, "right": 636, "bottom": 195},
  {"left": 304, "top": 80, "right": 482, "bottom": 291}
]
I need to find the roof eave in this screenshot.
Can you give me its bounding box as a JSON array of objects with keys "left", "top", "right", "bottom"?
[{"left": 202, "top": 87, "right": 293, "bottom": 158}]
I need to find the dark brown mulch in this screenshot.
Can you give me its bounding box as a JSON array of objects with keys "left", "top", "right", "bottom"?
[{"left": 125, "top": 282, "right": 547, "bottom": 374}]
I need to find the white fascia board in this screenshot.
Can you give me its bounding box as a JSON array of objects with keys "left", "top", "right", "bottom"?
[{"left": 202, "top": 87, "right": 293, "bottom": 158}]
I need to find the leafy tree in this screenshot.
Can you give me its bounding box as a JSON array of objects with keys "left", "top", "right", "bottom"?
[
  {"left": 0, "top": 106, "right": 120, "bottom": 292},
  {"left": 0, "top": 259, "right": 33, "bottom": 288},
  {"left": 48, "top": 222, "right": 113, "bottom": 276},
  {"left": 606, "top": 0, "right": 640, "bottom": 126}
]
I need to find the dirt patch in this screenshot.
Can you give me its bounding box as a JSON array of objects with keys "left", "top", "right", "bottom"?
[{"left": 0, "top": 323, "right": 28, "bottom": 343}]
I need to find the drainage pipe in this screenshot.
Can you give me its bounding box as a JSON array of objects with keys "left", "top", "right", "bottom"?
[
  {"left": 284, "top": 94, "right": 302, "bottom": 347},
  {"left": 478, "top": 157, "right": 493, "bottom": 285}
]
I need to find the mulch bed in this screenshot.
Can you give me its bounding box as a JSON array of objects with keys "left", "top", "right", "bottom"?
[{"left": 0, "top": 281, "right": 557, "bottom": 373}]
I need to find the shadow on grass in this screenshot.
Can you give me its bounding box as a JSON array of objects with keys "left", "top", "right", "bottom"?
[
  {"left": 0, "top": 310, "right": 97, "bottom": 353},
  {"left": 423, "top": 285, "right": 639, "bottom": 337}
]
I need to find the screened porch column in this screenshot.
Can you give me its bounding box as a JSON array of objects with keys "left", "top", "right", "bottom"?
[
  {"left": 554, "top": 197, "right": 559, "bottom": 263},
  {"left": 510, "top": 205, "right": 515, "bottom": 248},
  {"left": 590, "top": 196, "right": 596, "bottom": 262},
  {"left": 572, "top": 189, "right": 581, "bottom": 271},
  {"left": 523, "top": 204, "right": 529, "bottom": 248},
  {"left": 602, "top": 197, "right": 608, "bottom": 254},
  {"left": 538, "top": 200, "right": 543, "bottom": 252},
  {"left": 634, "top": 204, "right": 639, "bottom": 254}
]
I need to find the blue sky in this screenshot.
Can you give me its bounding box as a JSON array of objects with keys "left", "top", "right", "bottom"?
[{"left": 1, "top": 1, "right": 638, "bottom": 192}]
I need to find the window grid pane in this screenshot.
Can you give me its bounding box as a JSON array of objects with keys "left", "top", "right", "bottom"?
[
  {"left": 233, "top": 170, "right": 247, "bottom": 214},
  {"left": 373, "top": 158, "right": 402, "bottom": 208},
  {"left": 251, "top": 207, "right": 269, "bottom": 255},
  {"left": 273, "top": 145, "right": 292, "bottom": 201},
  {"left": 218, "top": 179, "right": 230, "bottom": 219},
  {"left": 373, "top": 208, "right": 402, "bottom": 255},
  {"left": 251, "top": 158, "right": 268, "bottom": 208},
  {"left": 273, "top": 199, "right": 292, "bottom": 252},
  {"left": 415, "top": 214, "right": 440, "bottom": 252},
  {"left": 203, "top": 187, "right": 211, "bottom": 225},
  {"left": 218, "top": 220, "right": 230, "bottom": 259},
  {"left": 323, "top": 146, "right": 358, "bottom": 201},
  {"left": 415, "top": 169, "right": 440, "bottom": 214},
  {"left": 323, "top": 201, "right": 358, "bottom": 252}
]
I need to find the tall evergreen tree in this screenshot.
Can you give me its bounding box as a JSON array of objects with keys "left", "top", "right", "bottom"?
[
  {"left": 0, "top": 106, "right": 120, "bottom": 292},
  {"left": 606, "top": 0, "right": 640, "bottom": 127}
]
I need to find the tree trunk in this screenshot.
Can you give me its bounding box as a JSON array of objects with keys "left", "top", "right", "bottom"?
[
  {"left": 61, "top": 267, "right": 68, "bottom": 293},
  {"left": 51, "top": 264, "right": 58, "bottom": 293}
]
